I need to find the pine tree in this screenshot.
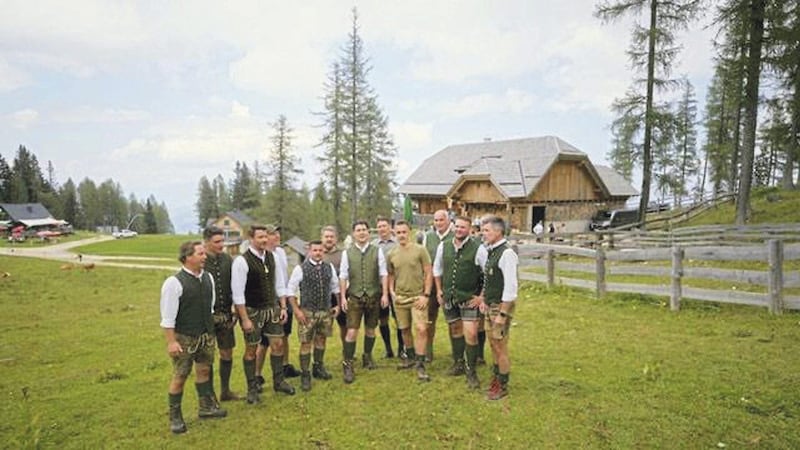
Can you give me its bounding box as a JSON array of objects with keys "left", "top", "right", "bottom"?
[
  {"left": 213, "top": 175, "right": 231, "bottom": 213},
  {"left": 673, "top": 77, "right": 699, "bottom": 204},
  {"left": 262, "top": 115, "right": 303, "bottom": 230},
  {"left": 59, "top": 178, "right": 82, "bottom": 228},
  {"left": 77, "top": 178, "right": 100, "bottom": 229},
  {"left": 732, "top": 0, "right": 768, "bottom": 224},
  {"left": 143, "top": 198, "right": 158, "bottom": 234},
  {"left": 317, "top": 61, "right": 348, "bottom": 233},
  {"left": 318, "top": 8, "right": 397, "bottom": 228},
  {"left": 0, "top": 154, "right": 11, "bottom": 202},
  {"left": 195, "top": 176, "right": 219, "bottom": 229},
  {"left": 10, "top": 145, "right": 46, "bottom": 203},
  {"left": 596, "top": 0, "right": 704, "bottom": 225}
]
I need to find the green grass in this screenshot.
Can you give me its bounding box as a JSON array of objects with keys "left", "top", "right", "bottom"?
[
  {"left": 1, "top": 255, "right": 799, "bottom": 448},
  {"left": 0, "top": 231, "right": 96, "bottom": 248},
  {"left": 71, "top": 234, "right": 198, "bottom": 258},
  {"left": 682, "top": 187, "right": 800, "bottom": 226}
]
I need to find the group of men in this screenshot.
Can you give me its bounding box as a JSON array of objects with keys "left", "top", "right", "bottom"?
[{"left": 158, "top": 211, "right": 519, "bottom": 434}]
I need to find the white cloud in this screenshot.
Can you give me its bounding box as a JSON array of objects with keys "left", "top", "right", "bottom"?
[
  {"left": 437, "top": 89, "right": 537, "bottom": 119},
  {"left": 0, "top": 57, "right": 30, "bottom": 91},
  {"left": 391, "top": 121, "right": 433, "bottom": 151},
  {"left": 50, "top": 106, "right": 151, "bottom": 124},
  {"left": 8, "top": 108, "right": 38, "bottom": 129},
  {"left": 229, "top": 101, "right": 251, "bottom": 119}
]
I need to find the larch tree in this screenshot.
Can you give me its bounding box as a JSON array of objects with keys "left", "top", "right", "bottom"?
[{"left": 596, "top": 0, "right": 703, "bottom": 225}]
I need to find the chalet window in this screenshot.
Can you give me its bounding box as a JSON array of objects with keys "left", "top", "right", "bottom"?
[{"left": 224, "top": 219, "right": 230, "bottom": 226}]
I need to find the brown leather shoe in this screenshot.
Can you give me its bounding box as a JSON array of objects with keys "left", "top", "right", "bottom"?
[{"left": 219, "top": 390, "right": 241, "bottom": 401}]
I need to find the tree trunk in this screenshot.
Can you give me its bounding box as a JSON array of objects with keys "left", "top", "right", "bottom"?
[
  {"left": 638, "top": 0, "right": 659, "bottom": 229},
  {"left": 736, "top": 0, "right": 766, "bottom": 224}
]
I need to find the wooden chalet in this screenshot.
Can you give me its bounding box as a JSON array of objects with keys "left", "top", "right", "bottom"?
[{"left": 398, "top": 136, "right": 637, "bottom": 232}]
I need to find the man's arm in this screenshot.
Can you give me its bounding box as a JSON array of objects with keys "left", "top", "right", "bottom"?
[
  {"left": 378, "top": 247, "right": 389, "bottom": 308},
  {"left": 497, "top": 249, "right": 519, "bottom": 320},
  {"left": 230, "top": 256, "right": 253, "bottom": 332},
  {"left": 339, "top": 251, "right": 350, "bottom": 311},
  {"left": 160, "top": 276, "right": 183, "bottom": 356}
]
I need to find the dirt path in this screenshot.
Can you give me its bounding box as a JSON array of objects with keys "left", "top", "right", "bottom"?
[{"left": 0, "top": 236, "right": 179, "bottom": 271}]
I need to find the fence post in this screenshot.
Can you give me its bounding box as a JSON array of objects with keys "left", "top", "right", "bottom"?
[
  {"left": 670, "top": 245, "right": 683, "bottom": 311},
  {"left": 547, "top": 249, "right": 555, "bottom": 288},
  {"left": 768, "top": 239, "right": 784, "bottom": 314},
  {"left": 596, "top": 247, "right": 606, "bottom": 299}
]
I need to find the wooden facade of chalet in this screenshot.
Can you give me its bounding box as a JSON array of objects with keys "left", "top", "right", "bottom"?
[
  {"left": 206, "top": 210, "right": 254, "bottom": 253},
  {"left": 400, "top": 137, "right": 636, "bottom": 232}
]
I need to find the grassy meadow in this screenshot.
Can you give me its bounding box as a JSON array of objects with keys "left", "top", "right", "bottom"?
[
  {"left": 1, "top": 254, "right": 799, "bottom": 448},
  {"left": 71, "top": 234, "right": 197, "bottom": 258},
  {"left": 681, "top": 187, "right": 800, "bottom": 226}
]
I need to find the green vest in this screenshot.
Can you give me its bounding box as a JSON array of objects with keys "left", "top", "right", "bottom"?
[
  {"left": 174, "top": 270, "right": 215, "bottom": 337},
  {"left": 484, "top": 242, "right": 509, "bottom": 304},
  {"left": 442, "top": 237, "right": 483, "bottom": 303},
  {"left": 243, "top": 250, "right": 277, "bottom": 309},
  {"left": 206, "top": 251, "right": 233, "bottom": 314},
  {"left": 425, "top": 229, "right": 453, "bottom": 259},
  {"left": 346, "top": 244, "right": 381, "bottom": 298},
  {"left": 426, "top": 229, "right": 453, "bottom": 297}
]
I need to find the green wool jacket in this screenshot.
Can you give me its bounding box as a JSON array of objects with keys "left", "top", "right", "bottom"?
[
  {"left": 484, "top": 241, "right": 509, "bottom": 304},
  {"left": 441, "top": 237, "right": 483, "bottom": 302},
  {"left": 174, "top": 270, "right": 215, "bottom": 337}
]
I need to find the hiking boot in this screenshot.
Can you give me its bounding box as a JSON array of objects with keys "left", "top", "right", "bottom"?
[
  {"left": 255, "top": 375, "right": 265, "bottom": 393},
  {"left": 343, "top": 360, "right": 355, "bottom": 384},
  {"left": 487, "top": 383, "right": 508, "bottom": 400},
  {"left": 476, "top": 356, "right": 486, "bottom": 366},
  {"left": 466, "top": 370, "right": 480, "bottom": 390},
  {"left": 246, "top": 382, "right": 261, "bottom": 404},
  {"left": 312, "top": 362, "right": 332, "bottom": 380},
  {"left": 273, "top": 380, "right": 296, "bottom": 395},
  {"left": 301, "top": 371, "right": 312, "bottom": 392},
  {"left": 198, "top": 395, "right": 227, "bottom": 419},
  {"left": 219, "top": 389, "right": 241, "bottom": 401},
  {"left": 169, "top": 403, "right": 187, "bottom": 434},
  {"left": 416, "top": 362, "right": 430, "bottom": 382},
  {"left": 446, "top": 359, "right": 466, "bottom": 376},
  {"left": 362, "top": 353, "right": 378, "bottom": 370},
  {"left": 384, "top": 349, "right": 395, "bottom": 359},
  {"left": 397, "top": 355, "right": 414, "bottom": 370},
  {"left": 283, "top": 364, "right": 301, "bottom": 378}
]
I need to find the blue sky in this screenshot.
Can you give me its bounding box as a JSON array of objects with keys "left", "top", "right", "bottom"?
[{"left": 0, "top": 0, "right": 716, "bottom": 233}]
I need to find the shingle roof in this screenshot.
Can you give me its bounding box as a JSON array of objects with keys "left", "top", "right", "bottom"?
[
  {"left": 399, "top": 136, "right": 632, "bottom": 199},
  {"left": 594, "top": 165, "right": 639, "bottom": 197},
  {"left": 226, "top": 210, "right": 253, "bottom": 226},
  {"left": 0, "top": 203, "right": 54, "bottom": 221}
]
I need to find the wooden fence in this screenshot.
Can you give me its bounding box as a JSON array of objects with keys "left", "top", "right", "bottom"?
[{"left": 517, "top": 239, "right": 800, "bottom": 314}]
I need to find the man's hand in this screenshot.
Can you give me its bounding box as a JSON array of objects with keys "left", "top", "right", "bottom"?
[
  {"left": 414, "top": 295, "right": 429, "bottom": 310},
  {"left": 437, "top": 291, "right": 444, "bottom": 307},
  {"left": 380, "top": 294, "right": 389, "bottom": 309},
  {"left": 467, "top": 295, "right": 484, "bottom": 310},
  {"left": 295, "top": 309, "right": 308, "bottom": 326},
  {"left": 341, "top": 297, "right": 349, "bottom": 313},
  {"left": 167, "top": 340, "right": 183, "bottom": 357},
  {"left": 241, "top": 317, "right": 254, "bottom": 333},
  {"left": 279, "top": 308, "right": 288, "bottom": 324}
]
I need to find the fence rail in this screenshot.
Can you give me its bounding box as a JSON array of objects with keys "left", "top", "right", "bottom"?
[{"left": 518, "top": 239, "right": 800, "bottom": 314}]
